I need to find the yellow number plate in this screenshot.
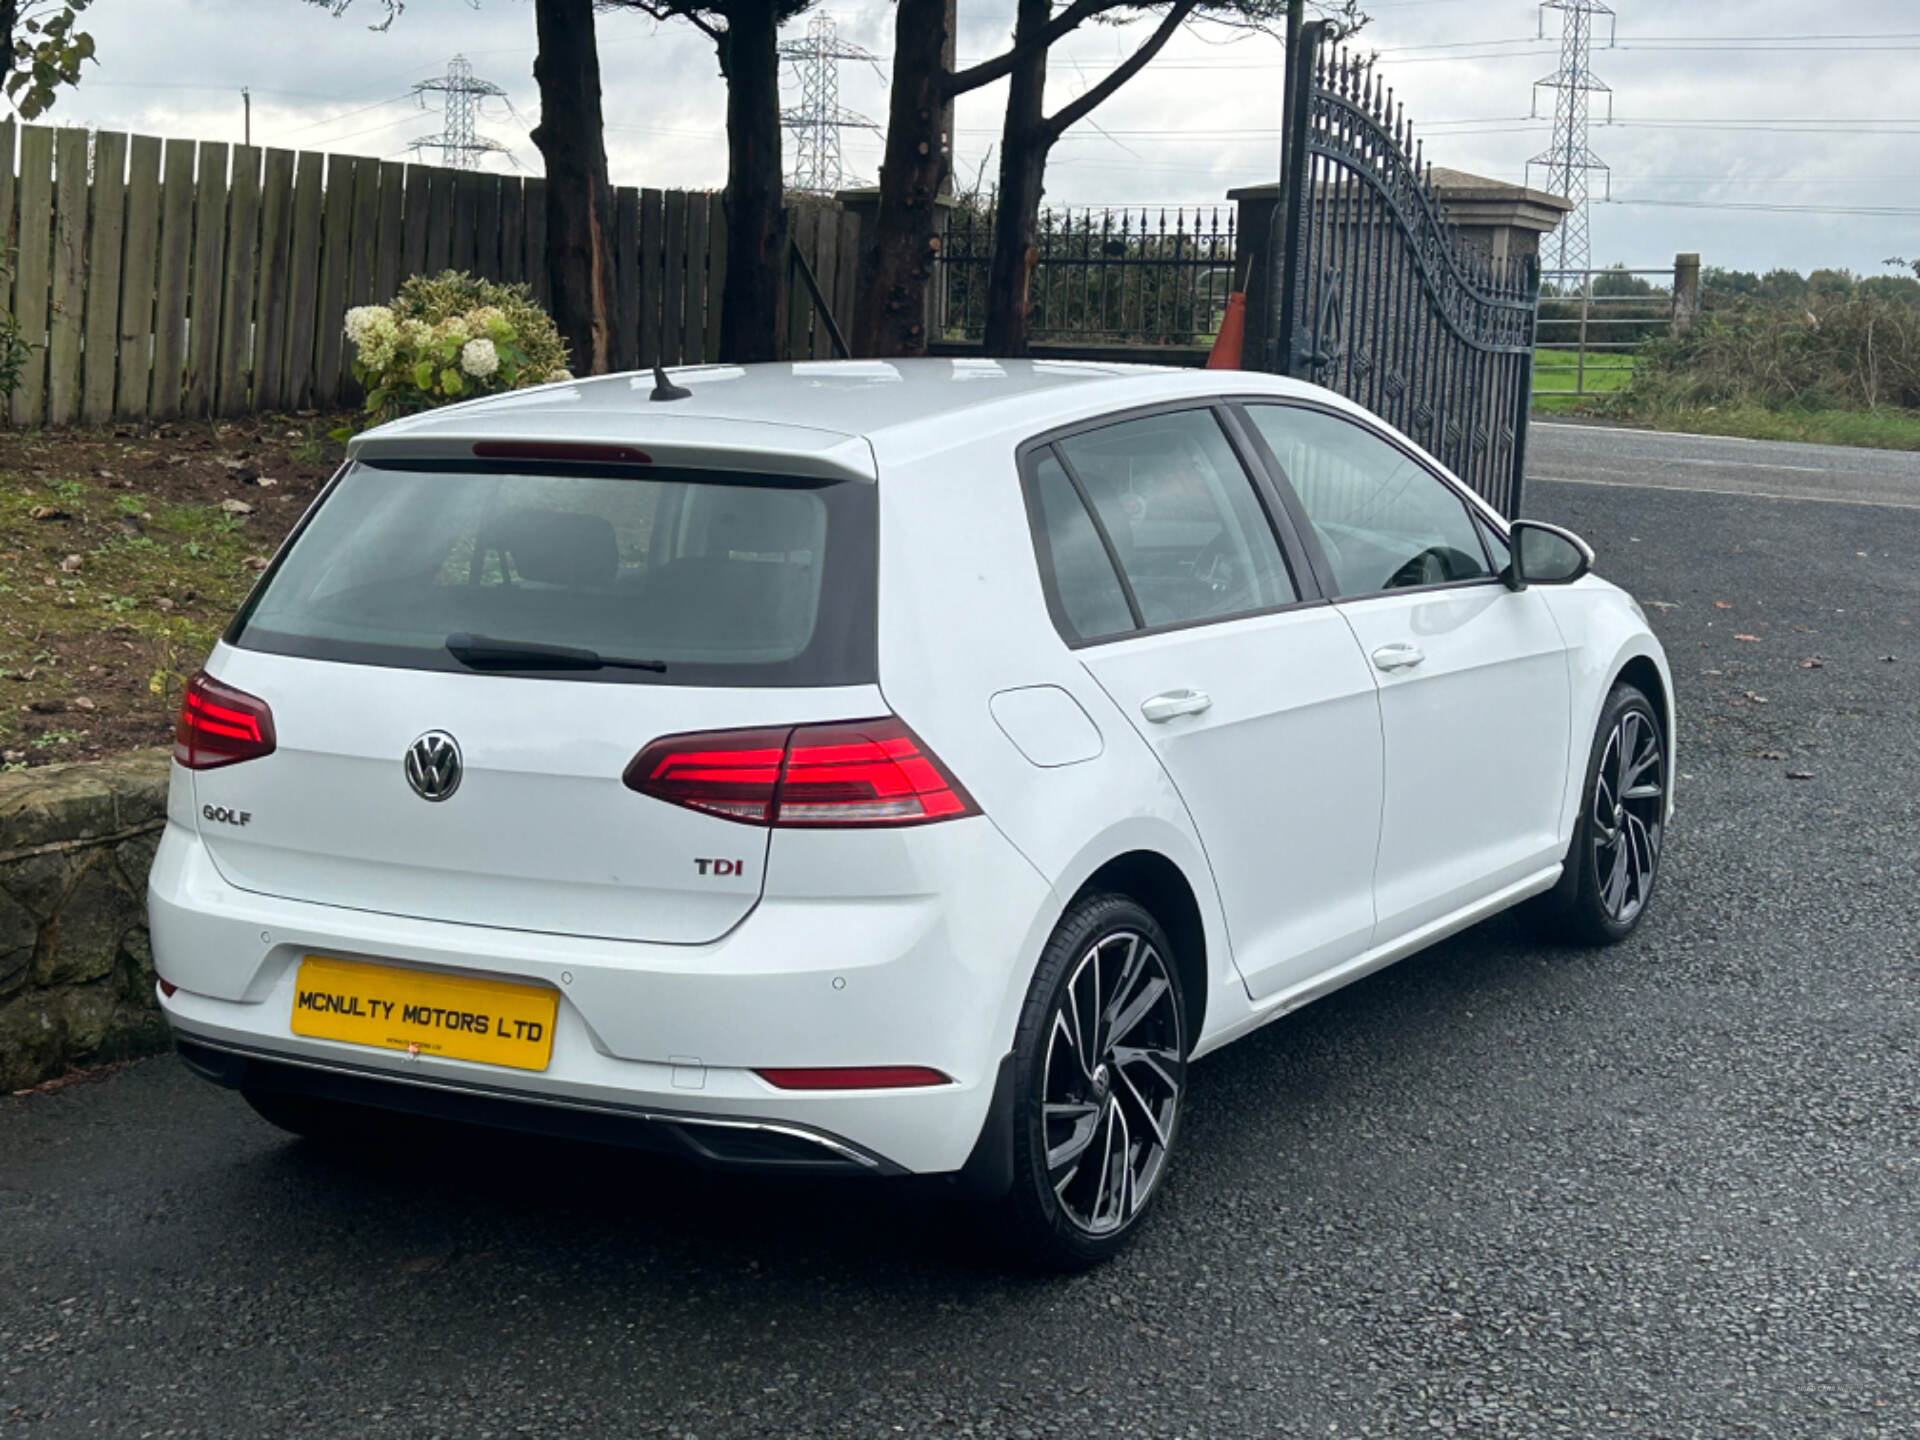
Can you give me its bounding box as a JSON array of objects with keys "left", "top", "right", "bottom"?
[{"left": 290, "top": 956, "right": 558, "bottom": 1071}]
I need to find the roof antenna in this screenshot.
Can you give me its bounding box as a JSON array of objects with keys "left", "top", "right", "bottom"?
[{"left": 650, "top": 364, "right": 691, "bottom": 401}]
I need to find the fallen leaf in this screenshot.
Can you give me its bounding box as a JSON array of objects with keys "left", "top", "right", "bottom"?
[
  {"left": 1734, "top": 634, "right": 1759, "bottom": 642},
  {"left": 1645, "top": 600, "right": 1680, "bottom": 612},
  {"left": 58, "top": 554, "right": 82, "bottom": 573},
  {"left": 1743, "top": 692, "right": 1769, "bottom": 704},
  {"left": 219, "top": 498, "right": 254, "bottom": 515},
  {"left": 241, "top": 555, "right": 270, "bottom": 572},
  {"left": 71, "top": 696, "right": 96, "bottom": 711},
  {"left": 1801, "top": 657, "right": 1824, "bottom": 669},
  {"left": 253, "top": 475, "right": 277, "bottom": 488},
  {"left": 26, "top": 505, "right": 70, "bottom": 521},
  {"left": 153, "top": 597, "right": 174, "bottom": 612},
  {"left": 1714, "top": 601, "right": 1733, "bottom": 610},
  {"left": 1786, "top": 771, "right": 1815, "bottom": 781}
]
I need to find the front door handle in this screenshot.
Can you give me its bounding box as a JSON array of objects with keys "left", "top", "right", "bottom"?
[
  {"left": 1141, "top": 688, "right": 1213, "bottom": 723},
  {"left": 1371, "top": 643, "right": 1426, "bottom": 672}
]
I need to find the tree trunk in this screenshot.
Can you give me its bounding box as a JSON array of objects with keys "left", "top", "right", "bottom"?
[
  {"left": 717, "top": 0, "right": 786, "bottom": 363},
  {"left": 981, "top": 0, "right": 1052, "bottom": 358},
  {"left": 530, "top": 0, "right": 614, "bottom": 375},
  {"left": 852, "top": 0, "right": 951, "bottom": 358}
]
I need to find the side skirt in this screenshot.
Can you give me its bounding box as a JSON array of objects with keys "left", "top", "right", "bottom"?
[{"left": 1189, "top": 864, "right": 1562, "bottom": 1062}]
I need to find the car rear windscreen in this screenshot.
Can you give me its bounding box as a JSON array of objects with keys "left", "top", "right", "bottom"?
[{"left": 227, "top": 460, "right": 877, "bottom": 686}]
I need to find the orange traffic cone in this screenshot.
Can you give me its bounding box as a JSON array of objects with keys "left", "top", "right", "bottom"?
[{"left": 1206, "top": 292, "right": 1247, "bottom": 369}]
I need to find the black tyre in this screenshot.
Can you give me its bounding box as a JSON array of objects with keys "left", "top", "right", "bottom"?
[
  {"left": 1534, "top": 681, "right": 1667, "bottom": 946},
  {"left": 1000, "top": 892, "right": 1188, "bottom": 1270}
]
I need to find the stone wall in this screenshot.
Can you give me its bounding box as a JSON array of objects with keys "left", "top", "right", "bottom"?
[{"left": 0, "top": 750, "right": 173, "bottom": 1091}]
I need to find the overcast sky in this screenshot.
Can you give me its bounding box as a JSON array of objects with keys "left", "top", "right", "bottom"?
[{"left": 55, "top": 0, "right": 1920, "bottom": 279}]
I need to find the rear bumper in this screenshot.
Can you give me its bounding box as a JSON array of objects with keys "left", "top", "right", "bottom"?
[
  {"left": 150, "top": 818, "right": 1055, "bottom": 1176},
  {"left": 174, "top": 1034, "right": 903, "bottom": 1174}
]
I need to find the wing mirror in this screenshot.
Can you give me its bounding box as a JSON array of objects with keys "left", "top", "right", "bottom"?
[{"left": 1503, "top": 520, "right": 1593, "bottom": 591}]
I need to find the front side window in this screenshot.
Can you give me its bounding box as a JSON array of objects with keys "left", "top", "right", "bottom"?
[
  {"left": 1050, "top": 409, "right": 1296, "bottom": 631},
  {"left": 1242, "top": 405, "right": 1493, "bottom": 598},
  {"left": 230, "top": 462, "right": 876, "bottom": 686}
]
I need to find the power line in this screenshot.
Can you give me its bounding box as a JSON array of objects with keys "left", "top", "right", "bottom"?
[{"left": 1605, "top": 198, "right": 1920, "bottom": 217}]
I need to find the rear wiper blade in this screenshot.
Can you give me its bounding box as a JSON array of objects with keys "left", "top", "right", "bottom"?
[{"left": 445, "top": 633, "right": 667, "bottom": 673}]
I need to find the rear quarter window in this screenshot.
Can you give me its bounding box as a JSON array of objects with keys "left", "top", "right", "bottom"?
[{"left": 229, "top": 460, "right": 877, "bottom": 686}]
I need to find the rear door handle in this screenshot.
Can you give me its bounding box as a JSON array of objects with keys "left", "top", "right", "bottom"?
[
  {"left": 1371, "top": 643, "right": 1426, "bottom": 672},
  {"left": 1141, "top": 689, "right": 1213, "bottom": 723}
]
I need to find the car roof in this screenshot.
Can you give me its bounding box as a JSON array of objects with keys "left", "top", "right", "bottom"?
[{"left": 353, "top": 357, "right": 1327, "bottom": 456}]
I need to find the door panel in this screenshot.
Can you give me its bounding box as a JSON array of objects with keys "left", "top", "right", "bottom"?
[
  {"left": 1337, "top": 585, "right": 1571, "bottom": 938},
  {"left": 1082, "top": 611, "right": 1383, "bottom": 1001}
]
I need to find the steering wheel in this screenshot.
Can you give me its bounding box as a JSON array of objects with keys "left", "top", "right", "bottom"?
[
  {"left": 1191, "top": 532, "right": 1240, "bottom": 596},
  {"left": 1386, "top": 546, "right": 1454, "bottom": 590}
]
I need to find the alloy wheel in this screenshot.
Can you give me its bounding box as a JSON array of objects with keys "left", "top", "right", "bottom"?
[
  {"left": 1592, "top": 709, "right": 1664, "bottom": 924},
  {"left": 1041, "top": 930, "right": 1184, "bottom": 1236}
]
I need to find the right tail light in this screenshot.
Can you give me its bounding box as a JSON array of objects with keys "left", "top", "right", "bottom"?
[{"left": 624, "top": 717, "right": 978, "bottom": 828}]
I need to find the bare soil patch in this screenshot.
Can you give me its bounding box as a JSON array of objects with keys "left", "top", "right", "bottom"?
[{"left": 0, "top": 414, "right": 350, "bottom": 768}]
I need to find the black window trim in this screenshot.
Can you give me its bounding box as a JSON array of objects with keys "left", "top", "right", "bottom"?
[
  {"left": 1016, "top": 399, "right": 1331, "bottom": 651},
  {"left": 1228, "top": 396, "right": 1514, "bottom": 607}
]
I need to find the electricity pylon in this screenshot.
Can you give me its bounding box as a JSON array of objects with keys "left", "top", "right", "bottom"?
[
  {"left": 410, "top": 55, "right": 510, "bottom": 171},
  {"left": 779, "top": 14, "right": 879, "bottom": 195},
  {"left": 1528, "top": 0, "right": 1615, "bottom": 274}
]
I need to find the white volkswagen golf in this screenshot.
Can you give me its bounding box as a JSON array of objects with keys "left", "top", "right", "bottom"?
[{"left": 152, "top": 359, "right": 1673, "bottom": 1267}]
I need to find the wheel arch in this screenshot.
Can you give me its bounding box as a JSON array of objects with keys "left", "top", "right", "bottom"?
[
  {"left": 1614, "top": 653, "right": 1671, "bottom": 755},
  {"left": 1070, "top": 850, "right": 1210, "bottom": 1051}
]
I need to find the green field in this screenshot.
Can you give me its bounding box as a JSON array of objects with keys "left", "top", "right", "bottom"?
[{"left": 1530, "top": 348, "right": 1636, "bottom": 412}]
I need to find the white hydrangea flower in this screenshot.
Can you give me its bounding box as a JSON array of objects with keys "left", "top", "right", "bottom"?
[
  {"left": 399, "top": 319, "right": 435, "bottom": 350},
  {"left": 545, "top": 368, "right": 575, "bottom": 384},
  {"left": 438, "top": 315, "right": 471, "bottom": 344},
  {"left": 343, "top": 304, "right": 395, "bottom": 350},
  {"left": 460, "top": 337, "right": 500, "bottom": 378}
]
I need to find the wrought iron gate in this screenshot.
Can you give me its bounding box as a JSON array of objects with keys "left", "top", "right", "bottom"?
[{"left": 1274, "top": 23, "right": 1543, "bottom": 517}]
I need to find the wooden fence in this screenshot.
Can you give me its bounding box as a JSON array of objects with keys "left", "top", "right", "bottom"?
[{"left": 0, "top": 120, "right": 744, "bottom": 428}]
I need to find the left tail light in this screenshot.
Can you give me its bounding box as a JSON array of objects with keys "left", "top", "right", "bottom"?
[
  {"left": 174, "top": 671, "right": 276, "bottom": 770},
  {"left": 624, "top": 716, "right": 979, "bottom": 828}
]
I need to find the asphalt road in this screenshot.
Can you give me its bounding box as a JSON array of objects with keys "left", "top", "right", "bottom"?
[{"left": 5, "top": 424, "right": 1919, "bottom": 1438}]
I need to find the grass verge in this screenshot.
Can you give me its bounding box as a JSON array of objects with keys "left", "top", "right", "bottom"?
[{"left": 1535, "top": 402, "right": 1920, "bottom": 451}]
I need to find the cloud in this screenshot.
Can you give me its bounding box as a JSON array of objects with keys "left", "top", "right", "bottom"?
[{"left": 57, "top": 0, "right": 1920, "bottom": 276}]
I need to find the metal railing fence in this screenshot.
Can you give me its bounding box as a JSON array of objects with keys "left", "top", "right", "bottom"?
[
  {"left": 1534, "top": 267, "right": 1679, "bottom": 398},
  {"left": 938, "top": 204, "right": 1236, "bottom": 346}
]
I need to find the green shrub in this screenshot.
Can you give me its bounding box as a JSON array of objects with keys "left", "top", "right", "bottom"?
[
  {"left": 341, "top": 271, "right": 572, "bottom": 428},
  {"left": 1617, "top": 291, "right": 1920, "bottom": 416}
]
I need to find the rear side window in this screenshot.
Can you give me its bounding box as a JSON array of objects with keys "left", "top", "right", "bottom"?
[
  {"left": 1023, "top": 408, "right": 1296, "bottom": 645},
  {"left": 1029, "top": 452, "right": 1136, "bottom": 643},
  {"left": 229, "top": 462, "right": 876, "bottom": 686}
]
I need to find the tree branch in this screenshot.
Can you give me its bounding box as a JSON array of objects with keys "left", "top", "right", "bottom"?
[
  {"left": 945, "top": 0, "right": 1112, "bottom": 97},
  {"left": 1042, "top": 0, "right": 1200, "bottom": 142}
]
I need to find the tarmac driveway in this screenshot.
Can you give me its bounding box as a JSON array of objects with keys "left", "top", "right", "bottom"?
[{"left": 3, "top": 422, "right": 1917, "bottom": 1438}]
